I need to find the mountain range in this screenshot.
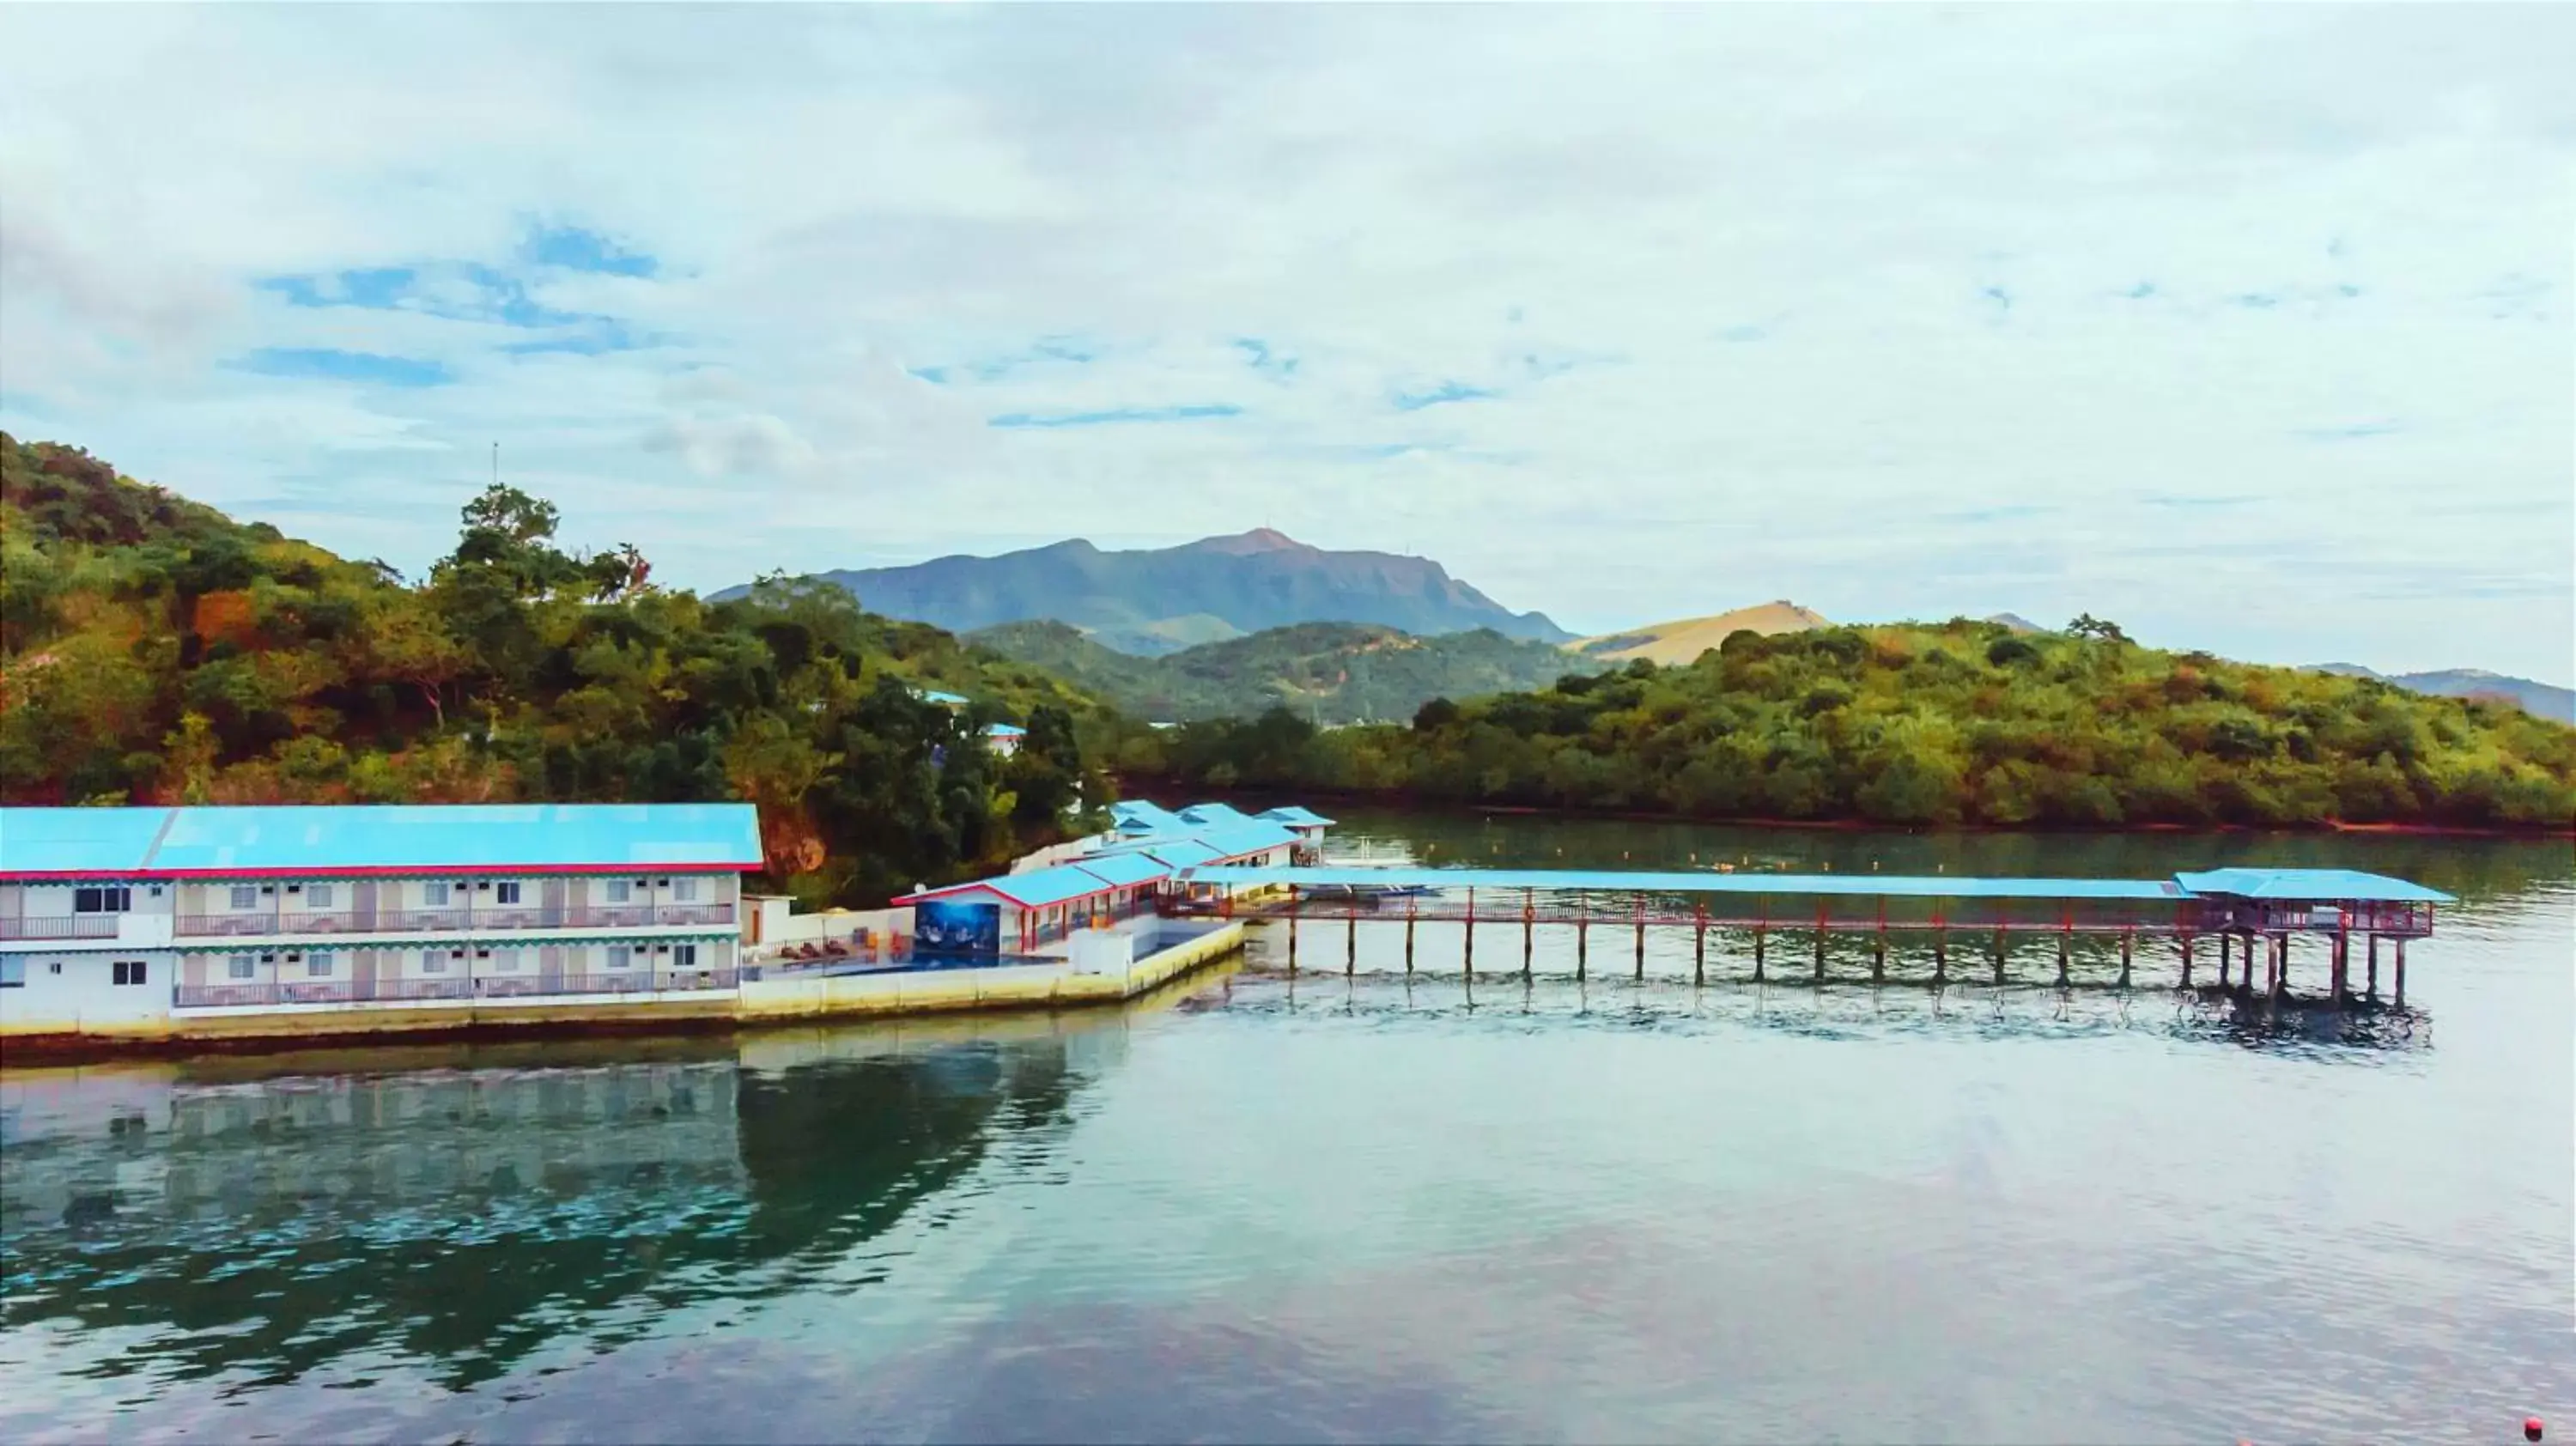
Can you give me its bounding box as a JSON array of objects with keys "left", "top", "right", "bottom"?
[
  {"left": 727, "top": 529, "right": 1570, "bottom": 656},
  {"left": 2307, "top": 664, "right": 2574, "bottom": 724}
]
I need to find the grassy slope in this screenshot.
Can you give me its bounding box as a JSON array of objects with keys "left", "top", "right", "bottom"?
[{"left": 971, "top": 618, "right": 1589, "bottom": 724}]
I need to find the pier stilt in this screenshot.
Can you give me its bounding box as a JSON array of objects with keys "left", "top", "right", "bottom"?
[
  {"left": 1346, "top": 912, "right": 1356, "bottom": 976},
  {"left": 2393, "top": 938, "right": 2406, "bottom": 1008},
  {"left": 2118, "top": 930, "right": 2133, "bottom": 988},
  {"left": 2056, "top": 930, "right": 2070, "bottom": 987},
  {"left": 1872, "top": 930, "right": 1886, "bottom": 981},
  {"left": 2331, "top": 930, "right": 2348, "bottom": 1006},
  {"left": 1992, "top": 927, "right": 2006, "bottom": 986},
  {"left": 2218, "top": 933, "right": 2232, "bottom": 988},
  {"left": 1635, "top": 902, "right": 1646, "bottom": 981},
  {"left": 2366, "top": 934, "right": 2379, "bottom": 997},
  {"left": 1693, "top": 907, "right": 1707, "bottom": 987},
  {"left": 1404, "top": 908, "right": 1416, "bottom": 975},
  {"left": 1463, "top": 889, "right": 1476, "bottom": 979},
  {"left": 1753, "top": 929, "right": 1766, "bottom": 982},
  {"left": 1522, "top": 896, "right": 1534, "bottom": 981},
  {"left": 1577, "top": 915, "right": 1588, "bottom": 981},
  {"left": 2180, "top": 933, "right": 2194, "bottom": 988},
  {"left": 1814, "top": 929, "right": 1826, "bottom": 982},
  {"left": 2270, "top": 933, "right": 2287, "bottom": 1000},
  {"left": 1287, "top": 897, "right": 1298, "bottom": 975}
]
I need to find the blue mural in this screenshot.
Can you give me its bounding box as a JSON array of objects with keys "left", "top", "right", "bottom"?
[{"left": 915, "top": 899, "right": 1001, "bottom": 957}]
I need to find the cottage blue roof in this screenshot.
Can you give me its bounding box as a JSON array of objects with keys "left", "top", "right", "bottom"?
[
  {"left": 1072, "top": 852, "right": 1168, "bottom": 888},
  {"left": 985, "top": 723, "right": 1027, "bottom": 738},
  {"left": 1178, "top": 802, "right": 1255, "bottom": 825},
  {"left": 0, "top": 804, "right": 763, "bottom": 878},
  {"left": 901, "top": 862, "right": 1115, "bottom": 908},
  {"left": 1258, "top": 805, "right": 1337, "bottom": 828},
  {"left": 1190, "top": 819, "right": 1303, "bottom": 861},
  {"left": 1109, "top": 800, "right": 1188, "bottom": 834},
  {"left": 2172, "top": 868, "right": 2454, "bottom": 903},
  {"left": 1131, "top": 838, "right": 1224, "bottom": 868}
]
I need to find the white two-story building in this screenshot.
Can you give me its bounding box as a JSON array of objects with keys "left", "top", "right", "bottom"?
[{"left": 0, "top": 803, "right": 762, "bottom": 1037}]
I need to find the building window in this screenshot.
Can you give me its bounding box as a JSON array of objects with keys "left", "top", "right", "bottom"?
[
  {"left": 492, "top": 951, "right": 518, "bottom": 971},
  {"left": 606, "top": 945, "right": 631, "bottom": 970},
  {"left": 0, "top": 958, "right": 22, "bottom": 988},
  {"left": 671, "top": 878, "right": 698, "bottom": 902},
  {"left": 495, "top": 882, "right": 523, "bottom": 906},
  {"left": 230, "top": 885, "right": 259, "bottom": 909},
  {"left": 424, "top": 881, "right": 451, "bottom": 907},
  {"left": 421, "top": 950, "right": 447, "bottom": 974},
  {"left": 307, "top": 884, "right": 334, "bottom": 909},
  {"left": 673, "top": 944, "right": 699, "bottom": 969},
  {"left": 112, "top": 959, "right": 149, "bottom": 987},
  {"left": 75, "top": 886, "right": 132, "bottom": 914},
  {"left": 228, "top": 957, "right": 257, "bottom": 981},
  {"left": 605, "top": 879, "right": 631, "bottom": 903}
]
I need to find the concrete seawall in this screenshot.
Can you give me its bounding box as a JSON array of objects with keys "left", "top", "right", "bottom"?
[{"left": 0, "top": 922, "right": 1246, "bottom": 1060}]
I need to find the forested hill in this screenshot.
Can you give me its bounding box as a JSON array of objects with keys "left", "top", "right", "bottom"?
[
  {"left": 969, "top": 619, "right": 1589, "bottom": 724},
  {"left": 1116, "top": 621, "right": 2576, "bottom": 829},
  {"left": 0, "top": 434, "right": 1111, "bottom": 905}
]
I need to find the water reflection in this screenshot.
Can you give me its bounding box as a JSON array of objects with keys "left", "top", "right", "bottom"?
[{"left": 0, "top": 1013, "right": 1119, "bottom": 1391}]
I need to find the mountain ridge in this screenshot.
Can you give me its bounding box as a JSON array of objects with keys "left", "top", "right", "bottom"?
[{"left": 720, "top": 530, "right": 1571, "bottom": 655}]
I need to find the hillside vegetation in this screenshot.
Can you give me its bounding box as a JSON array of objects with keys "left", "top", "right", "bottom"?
[
  {"left": 0, "top": 434, "right": 1109, "bottom": 904},
  {"left": 971, "top": 618, "right": 1589, "bottom": 724},
  {"left": 1116, "top": 620, "right": 2576, "bottom": 829}
]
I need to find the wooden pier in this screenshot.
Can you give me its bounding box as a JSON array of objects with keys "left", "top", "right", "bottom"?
[{"left": 1163, "top": 865, "right": 2447, "bottom": 1008}]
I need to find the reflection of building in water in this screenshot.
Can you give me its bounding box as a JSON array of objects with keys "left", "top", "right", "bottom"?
[{"left": 0, "top": 1019, "right": 1098, "bottom": 1388}]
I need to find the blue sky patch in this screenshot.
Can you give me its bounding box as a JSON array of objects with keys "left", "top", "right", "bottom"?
[
  {"left": 521, "top": 223, "right": 659, "bottom": 277},
  {"left": 1233, "top": 337, "right": 1299, "bottom": 378},
  {"left": 911, "top": 336, "right": 1105, "bottom": 386},
  {"left": 233, "top": 348, "right": 455, "bottom": 387},
  {"left": 987, "top": 403, "right": 1242, "bottom": 428},
  {"left": 2296, "top": 419, "right": 2402, "bottom": 441},
  {"left": 1391, "top": 380, "right": 1497, "bottom": 411}
]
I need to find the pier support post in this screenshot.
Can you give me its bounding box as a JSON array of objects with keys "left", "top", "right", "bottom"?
[
  {"left": 2118, "top": 930, "right": 2133, "bottom": 988},
  {"left": 1932, "top": 928, "right": 1947, "bottom": 983},
  {"left": 2180, "top": 934, "right": 2194, "bottom": 988},
  {"left": 1287, "top": 888, "right": 1298, "bottom": 975},
  {"left": 2270, "top": 933, "right": 2287, "bottom": 1000},
  {"left": 1635, "top": 903, "right": 1646, "bottom": 981},
  {"left": 1872, "top": 930, "right": 1886, "bottom": 981},
  {"left": 1346, "top": 911, "right": 1357, "bottom": 976},
  {"left": 1404, "top": 906, "right": 1416, "bottom": 975},
  {"left": 2057, "top": 929, "right": 2070, "bottom": 987},
  {"left": 2331, "top": 930, "right": 2348, "bottom": 1006},
  {"left": 2393, "top": 939, "right": 2406, "bottom": 1008},
  {"left": 1463, "top": 888, "right": 1476, "bottom": 979},
  {"left": 1522, "top": 896, "right": 1534, "bottom": 981},
  {"left": 1693, "top": 907, "right": 1707, "bottom": 987},
  {"left": 2366, "top": 934, "right": 2379, "bottom": 997},
  {"left": 1753, "top": 929, "right": 1765, "bottom": 982},
  {"left": 1992, "top": 927, "right": 2006, "bottom": 986},
  {"left": 2218, "top": 933, "right": 2231, "bottom": 988},
  {"left": 1814, "top": 929, "right": 1826, "bottom": 982}
]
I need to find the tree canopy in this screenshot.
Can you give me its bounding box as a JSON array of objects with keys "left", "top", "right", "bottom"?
[
  {"left": 0, "top": 434, "right": 1109, "bottom": 906},
  {"left": 1113, "top": 621, "right": 2576, "bottom": 829}
]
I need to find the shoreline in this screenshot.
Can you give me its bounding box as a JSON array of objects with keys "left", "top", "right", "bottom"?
[{"left": 1124, "top": 780, "right": 2576, "bottom": 840}]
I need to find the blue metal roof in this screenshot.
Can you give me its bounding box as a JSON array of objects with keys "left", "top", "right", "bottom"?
[
  {"left": 1190, "top": 820, "right": 1302, "bottom": 861},
  {"left": 1172, "top": 865, "right": 2186, "bottom": 901},
  {"left": 985, "top": 723, "right": 1026, "bottom": 737},
  {"left": 0, "top": 808, "right": 178, "bottom": 876},
  {"left": 1109, "top": 800, "right": 1187, "bottom": 834},
  {"left": 2172, "top": 868, "right": 2454, "bottom": 903},
  {"left": 0, "top": 804, "right": 763, "bottom": 878},
  {"left": 1073, "top": 852, "right": 1168, "bottom": 888},
  {"left": 914, "top": 689, "right": 969, "bottom": 707},
  {"left": 1258, "top": 805, "right": 1338, "bottom": 827},
  {"left": 1133, "top": 838, "right": 1224, "bottom": 868},
  {"left": 1178, "top": 802, "right": 1255, "bottom": 825},
  {"left": 912, "top": 862, "right": 1115, "bottom": 908}
]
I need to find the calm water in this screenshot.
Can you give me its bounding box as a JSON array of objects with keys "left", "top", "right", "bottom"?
[{"left": 4, "top": 815, "right": 2571, "bottom": 1443}]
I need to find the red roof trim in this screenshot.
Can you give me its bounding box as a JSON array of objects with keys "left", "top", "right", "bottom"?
[{"left": 0, "top": 861, "right": 757, "bottom": 883}]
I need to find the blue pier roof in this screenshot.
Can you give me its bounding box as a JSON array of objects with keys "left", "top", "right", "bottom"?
[
  {"left": 1072, "top": 852, "right": 1168, "bottom": 888},
  {"left": 1167, "top": 864, "right": 2455, "bottom": 904},
  {"left": 2172, "top": 868, "right": 2454, "bottom": 903},
  {"left": 0, "top": 804, "right": 763, "bottom": 878}
]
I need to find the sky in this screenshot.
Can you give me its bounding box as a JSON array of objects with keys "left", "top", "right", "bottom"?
[{"left": 3, "top": 5, "right": 2570, "bottom": 683}]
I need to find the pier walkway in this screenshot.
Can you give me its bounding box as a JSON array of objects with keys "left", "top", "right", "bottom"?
[{"left": 1162, "top": 864, "right": 2453, "bottom": 1007}]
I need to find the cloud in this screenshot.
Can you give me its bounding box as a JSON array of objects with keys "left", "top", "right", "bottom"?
[
  {"left": 232, "top": 348, "right": 456, "bottom": 387},
  {"left": 0, "top": 4, "right": 2567, "bottom": 680},
  {"left": 987, "top": 404, "right": 1243, "bottom": 429}
]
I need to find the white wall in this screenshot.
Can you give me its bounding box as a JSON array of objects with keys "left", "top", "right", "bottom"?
[{"left": 0, "top": 951, "right": 175, "bottom": 1028}]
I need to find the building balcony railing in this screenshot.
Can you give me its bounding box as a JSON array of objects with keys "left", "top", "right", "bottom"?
[
  {"left": 173, "top": 903, "right": 736, "bottom": 939},
  {"left": 0, "top": 915, "right": 123, "bottom": 941},
  {"left": 173, "top": 969, "right": 740, "bottom": 1010}
]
